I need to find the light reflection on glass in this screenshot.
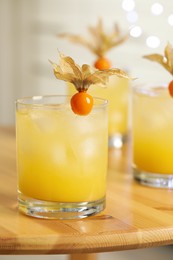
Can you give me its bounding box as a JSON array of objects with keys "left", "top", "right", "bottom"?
[{"left": 146, "top": 36, "right": 160, "bottom": 48}]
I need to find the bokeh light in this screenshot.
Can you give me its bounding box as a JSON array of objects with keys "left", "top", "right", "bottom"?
[
  {"left": 130, "top": 26, "right": 142, "bottom": 38},
  {"left": 168, "top": 14, "right": 173, "bottom": 26},
  {"left": 122, "top": 0, "right": 135, "bottom": 12},
  {"left": 126, "top": 11, "right": 138, "bottom": 23},
  {"left": 151, "top": 3, "right": 163, "bottom": 15},
  {"left": 146, "top": 36, "right": 160, "bottom": 48}
]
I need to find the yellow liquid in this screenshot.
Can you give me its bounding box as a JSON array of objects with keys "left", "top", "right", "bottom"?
[
  {"left": 68, "top": 76, "right": 129, "bottom": 136},
  {"left": 16, "top": 105, "right": 108, "bottom": 202},
  {"left": 132, "top": 86, "right": 173, "bottom": 174}
]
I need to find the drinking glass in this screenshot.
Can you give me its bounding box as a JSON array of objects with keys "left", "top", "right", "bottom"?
[
  {"left": 16, "top": 95, "right": 108, "bottom": 219},
  {"left": 131, "top": 83, "right": 173, "bottom": 188}
]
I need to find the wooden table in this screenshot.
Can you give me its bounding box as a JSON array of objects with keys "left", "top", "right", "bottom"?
[{"left": 1, "top": 127, "right": 173, "bottom": 260}]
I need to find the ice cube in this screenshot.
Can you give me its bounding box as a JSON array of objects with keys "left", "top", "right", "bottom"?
[
  {"left": 71, "top": 114, "right": 104, "bottom": 137},
  {"left": 52, "top": 143, "right": 67, "bottom": 165},
  {"left": 29, "top": 110, "right": 58, "bottom": 133},
  {"left": 73, "top": 116, "right": 94, "bottom": 135},
  {"left": 80, "top": 137, "right": 98, "bottom": 158}
]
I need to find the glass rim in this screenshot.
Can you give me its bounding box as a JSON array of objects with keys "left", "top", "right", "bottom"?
[
  {"left": 15, "top": 94, "right": 108, "bottom": 109},
  {"left": 131, "top": 82, "right": 169, "bottom": 96},
  {"left": 132, "top": 82, "right": 167, "bottom": 90}
]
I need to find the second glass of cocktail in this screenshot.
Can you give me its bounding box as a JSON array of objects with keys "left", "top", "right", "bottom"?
[
  {"left": 132, "top": 42, "right": 173, "bottom": 188},
  {"left": 59, "top": 18, "right": 130, "bottom": 148},
  {"left": 132, "top": 83, "right": 173, "bottom": 188}
]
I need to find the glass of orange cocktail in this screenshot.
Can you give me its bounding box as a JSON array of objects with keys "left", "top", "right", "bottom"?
[
  {"left": 16, "top": 95, "right": 108, "bottom": 219},
  {"left": 132, "top": 83, "right": 173, "bottom": 188}
]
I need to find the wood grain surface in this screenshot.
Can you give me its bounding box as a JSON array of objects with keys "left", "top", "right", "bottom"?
[{"left": 1, "top": 127, "right": 173, "bottom": 255}]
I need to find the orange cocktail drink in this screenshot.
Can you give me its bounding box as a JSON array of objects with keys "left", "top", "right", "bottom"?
[
  {"left": 16, "top": 95, "right": 108, "bottom": 219},
  {"left": 132, "top": 84, "right": 173, "bottom": 187}
]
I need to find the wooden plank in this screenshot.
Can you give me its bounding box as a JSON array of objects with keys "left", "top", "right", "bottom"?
[{"left": 69, "top": 253, "right": 97, "bottom": 260}]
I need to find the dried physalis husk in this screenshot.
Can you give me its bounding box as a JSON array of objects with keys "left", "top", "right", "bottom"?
[
  {"left": 144, "top": 42, "right": 173, "bottom": 75},
  {"left": 49, "top": 52, "right": 131, "bottom": 92},
  {"left": 58, "top": 18, "right": 128, "bottom": 59},
  {"left": 49, "top": 52, "right": 132, "bottom": 115},
  {"left": 143, "top": 42, "right": 173, "bottom": 97}
]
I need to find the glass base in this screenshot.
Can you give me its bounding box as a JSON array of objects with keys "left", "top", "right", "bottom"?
[
  {"left": 133, "top": 167, "right": 173, "bottom": 188},
  {"left": 108, "top": 133, "right": 128, "bottom": 149},
  {"left": 18, "top": 193, "right": 106, "bottom": 219}
]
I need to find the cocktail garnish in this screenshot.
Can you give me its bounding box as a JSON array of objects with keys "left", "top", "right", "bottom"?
[
  {"left": 58, "top": 18, "right": 128, "bottom": 70},
  {"left": 143, "top": 42, "right": 173, "bottom": 97},
  {"left": 49, "top": 52, "right": 131, "bottom": 115}
]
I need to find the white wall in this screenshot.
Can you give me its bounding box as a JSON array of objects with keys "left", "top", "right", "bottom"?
[{"left": 1, "top": 0, "right": 173, "bottom": 125}]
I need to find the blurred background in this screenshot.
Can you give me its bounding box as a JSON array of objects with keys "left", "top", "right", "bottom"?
[{"left": 1, "top": 0, "right": 173, "bottom": 125}]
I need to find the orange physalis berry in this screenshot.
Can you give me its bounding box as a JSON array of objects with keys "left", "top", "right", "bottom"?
[
  {"left": 168, "top": 80, "right": 173, "bottom": 97},
  {"left": 94, "top": 57, "right": 111, "bottom": 70},
  {"left": 70, "top": 91, "right": 94, "bottom": 116}
]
